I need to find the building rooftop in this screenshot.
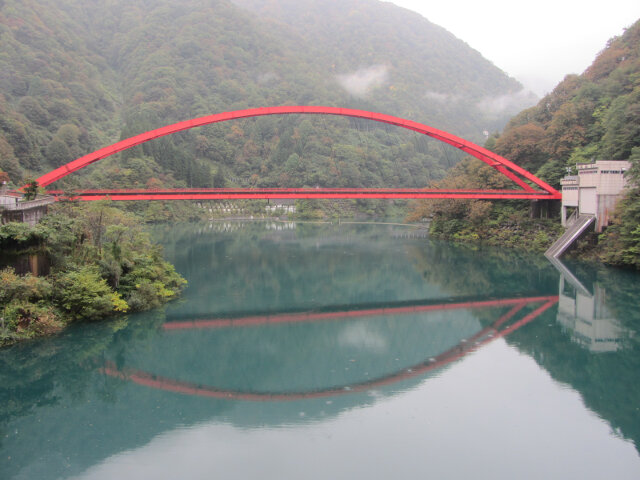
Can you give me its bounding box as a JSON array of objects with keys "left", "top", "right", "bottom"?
[{"left": 576, "top": 160, "right": 630, "bottom": 172}]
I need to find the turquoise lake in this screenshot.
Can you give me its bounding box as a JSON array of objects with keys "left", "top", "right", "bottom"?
[{"left": 1, "top": 221, "right": 640, "bottom": 479}]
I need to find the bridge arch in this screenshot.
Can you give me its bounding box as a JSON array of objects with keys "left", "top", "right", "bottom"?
[{"left": 36, "top": 106, "right": 560, "bottom": 197}]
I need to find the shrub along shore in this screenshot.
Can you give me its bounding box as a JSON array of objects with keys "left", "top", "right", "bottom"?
[{"left": 0, "top": 201, "right": 186, "bottom": 347}]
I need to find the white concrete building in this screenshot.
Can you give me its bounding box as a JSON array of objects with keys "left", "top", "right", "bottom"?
[
  {"left": 561, "top": 160, "right": 631, "bottom": 232},
  {"left": 0, "top": 191, "right": 22, "bottom": 208}
]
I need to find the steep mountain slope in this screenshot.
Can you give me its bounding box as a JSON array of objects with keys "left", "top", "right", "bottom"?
[
  {"left": 408, "top": 18, "right": 640, "bottom": 266},
  {"left": 0, "top": 0, "right": 121, "bottom": 179},
  {"left": 0, "top": 0, "right": 532, "bottom": 190},
  {"left": 492, "top": 18, "right": 640, "bottom": 182},
  {"left": 232, "top": 0, "right": 533, "bottom": 131}
]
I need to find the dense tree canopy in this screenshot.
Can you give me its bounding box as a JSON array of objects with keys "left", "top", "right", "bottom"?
[
  {"left": 493, "top": 20, "right": 640, "bottom": 173},
  {"left": 0, "top": 202, "right": 186, "bottom": 345},
  {"left": 0, "top": 0, "right": 530, "bottom": 191},
  {"left": 408, "top": 19, "right": 640, "bottom": 266}
]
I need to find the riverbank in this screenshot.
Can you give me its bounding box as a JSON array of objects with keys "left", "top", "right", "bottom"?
[
  {"left": 423, "top": 211, "right": 640, "bottom": 269},
  {"left": 0, "top": 201, "right": 186, "bottom": 347},
  {"left": 423, "top": 215, "right": 564, "bottom": 253}
]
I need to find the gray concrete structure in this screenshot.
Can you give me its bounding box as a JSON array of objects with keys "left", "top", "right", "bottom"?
[
  {"left": 0, "top": 195, "right": 55, "bottom": 226},
  {"left": 560, "top": 160, "right": 631, "bottom": 232}
]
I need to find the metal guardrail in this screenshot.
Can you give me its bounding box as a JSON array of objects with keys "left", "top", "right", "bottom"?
[{"left": 545, "top": 214, "right": 596, "bottom": 259}]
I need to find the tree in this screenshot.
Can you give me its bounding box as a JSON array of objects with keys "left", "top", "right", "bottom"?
[
  {"left": 626, "top": 147, "right": 640, "bottom": 185},
  {"left": 0, "top": 136, "right": 23, "bottom": 181},
  {"left": 45, "top": 137, "right": 71, "bottom": 168},
  {"left": 494, "top": 123, "right": 547, "bottom": 171},
  {"left": 23, "top": 179, "right": 39, "bottom": 200},
  {"left": 535, "top": 160, "right": 567, "bottom": 189},
  {"left": 406, "top": 159, "right": 509, "bottom": 224},
  {"left": 54, "top": 266, "right": 128, "bottom": 321},
  {"left": 213, "top": 167, "right": 226, "bottom": 188},
  {"left": 601, "top": 89, "right": 640, "bottom": 160}
]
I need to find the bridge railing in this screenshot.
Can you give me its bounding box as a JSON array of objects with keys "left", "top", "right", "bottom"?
[{"left": 0, "top": 196, "right": 55, "bottom": 211}]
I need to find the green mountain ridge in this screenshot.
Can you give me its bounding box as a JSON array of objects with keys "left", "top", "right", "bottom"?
[
  {"left": 492, "top": 19, "right": 640, "bottom": 176},
  {"left": 0, "top": 0, "right": 532, "bottom": 190},
  {"left": 407, "top": 19, "right": 640, "bottom": 267}
]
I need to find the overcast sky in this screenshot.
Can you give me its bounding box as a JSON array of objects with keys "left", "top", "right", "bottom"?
[{"left": 386, "top": 0, "right": 640, "bottom": 97}]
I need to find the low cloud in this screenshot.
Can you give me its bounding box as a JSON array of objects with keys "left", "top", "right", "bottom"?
[
  {"left": 257, "top": 72, "right": 279, "bottom": 84},
  {"left": 424, "top": 90, "right": 463, "bottom": 103},
  {"left": 336, "top": 65, "right": 389, "bottom": 97},
  {"left": 425, "top": 88, "right": 538, "bottom": 115},
  {"left": 477, "top": 89, "right": 538, "bottom": 114}
]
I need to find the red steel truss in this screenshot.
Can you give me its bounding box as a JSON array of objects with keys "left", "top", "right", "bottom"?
[{"left": 34, "top": 106, "right": 562, "bottom": 200}]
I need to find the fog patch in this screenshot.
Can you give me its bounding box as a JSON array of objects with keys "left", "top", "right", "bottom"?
[
  {"left": 258, "top": 72, "right": 279, "bottom": 84},
  {"left": 336, "top": 65, "right": 389, "bottom": 97},
  {"left": 477, "top": 89, "right": 538, "bottom": 114},
  {"left": 424, "top": 90, "right": 463, "bottom": 103}
]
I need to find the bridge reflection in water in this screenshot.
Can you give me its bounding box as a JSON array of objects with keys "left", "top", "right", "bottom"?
[
  {"left": 4, "top": 222, "right": 640, "bottom": 480},
  {"left": 102, "top": 295, "right": 557, "bottom": 401}
]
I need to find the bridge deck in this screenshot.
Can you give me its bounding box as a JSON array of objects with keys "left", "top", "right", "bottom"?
[{"left": 48, "top": 188, "right": 562, "bottom": 201}]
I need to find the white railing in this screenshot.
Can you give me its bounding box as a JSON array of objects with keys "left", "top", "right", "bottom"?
[{"left": 0, "top": 196, "right": 55, "bottom": 211}]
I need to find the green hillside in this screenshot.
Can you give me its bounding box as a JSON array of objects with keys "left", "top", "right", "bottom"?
[
  {"left": 494, "top": 19, "right": 640, "bottom": 267},
  {"left": 409, "top": 19, "right": 640, "bottom": 267},
  {"left": 0, "top": 0, "right": 530, "bottom": 191},
  {"left": 492, "top": 18, "right": 640, "bottom": 182},
  {"left": 231, "top": 0, "right": 531, "bottom": 130}
]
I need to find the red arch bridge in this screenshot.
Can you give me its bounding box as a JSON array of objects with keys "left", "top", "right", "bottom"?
[
  {"left": 36, "top": 106, "right": 561, "bottom": 201},
  {"left": 101, "top": 295, "right": 558, "bottom": 401}
]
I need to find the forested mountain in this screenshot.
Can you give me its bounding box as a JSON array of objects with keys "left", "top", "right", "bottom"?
[
  {"left": 490, "top": 19, "right": 640, "bottom": 186},
  {"left": 491, "top": 18, "right": 640, "bottom": 267},
  {"left": 408, "top": 19, "right": 640, "bottom": 267},
  {"left": 231, "top": 0, "right": 532, "bottom": 129},
  {"left": 0, "top": 0, "right": 531, "bottom": 190}
]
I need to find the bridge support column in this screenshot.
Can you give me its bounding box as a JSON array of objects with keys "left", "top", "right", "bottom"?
[{"left": 530, "top": 200, "right": 559, "bottom": 219}]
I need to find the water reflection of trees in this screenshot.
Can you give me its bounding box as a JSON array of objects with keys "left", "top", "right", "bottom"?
[
  {"left": 1, "top": 224, "right": 558, "bottom": 477},
  {"left": 161, "top": 222, "right": 447, "bottom": 318},
  {"left": 4, "top": 223, "right": 640, "bottom": 475},
  {"left": 409, "top": 242, "right": 640, "bottom": 453},
  {"left": 0, "top": 299, "right": 485, "bottom": 478},
  {"left": 0, "top": 311, "right": 166, "bottom": 434},
  {"left": 406, "top": 239, "right": 558, "bottom": 297}
]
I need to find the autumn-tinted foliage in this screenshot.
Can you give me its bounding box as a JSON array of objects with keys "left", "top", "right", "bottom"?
[
  {"left": 0, "top": 0, "right": 530, "bottom": 191},
  {"left": 406, "top": 159, "right": 562, "bottom": 251},
  {"left": 493, "top": 19, "right": 640, "bottom": 178},
  {"left": 409, "top": 19, "right": 640, "bottom": 265},
  {"left": 0, "top": 203, "right": 186, "bottom": 345}
]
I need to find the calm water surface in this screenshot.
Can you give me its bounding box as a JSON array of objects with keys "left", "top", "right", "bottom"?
[{"left": 1, "top": 221, "right": 640, "bottom": 479}]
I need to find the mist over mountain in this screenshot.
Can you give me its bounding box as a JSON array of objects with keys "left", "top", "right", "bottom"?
[
  {"left": 231, "top": 0, "right": 535, "bottom": 121},
  {"left": 491, "top": 19, "right": 640, "bottom": 181},
  {"left": 0, "top": 0, "right": 534, "bottom": 189}
]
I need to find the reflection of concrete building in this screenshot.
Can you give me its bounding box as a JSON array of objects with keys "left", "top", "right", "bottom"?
[
  {"left": 557, "top": 275, "right": 629, "bottom": 353},
  {"left": 560, "top": 160, "right": 631, "bottom": 232}
]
